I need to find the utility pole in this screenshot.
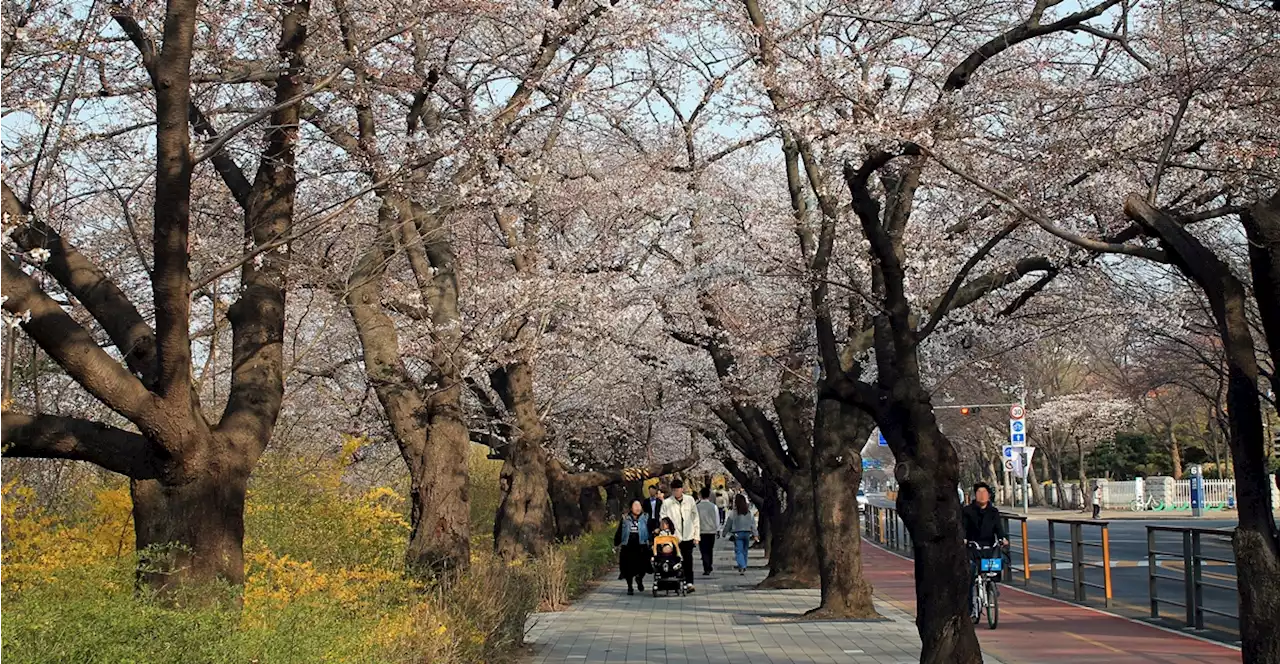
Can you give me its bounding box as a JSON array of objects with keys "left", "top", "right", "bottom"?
[{"left": 1022, "top": 388, "right": 1030, "bottom": 516}]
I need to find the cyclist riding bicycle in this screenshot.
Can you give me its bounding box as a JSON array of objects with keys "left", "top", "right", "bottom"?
[{"left": 962, "top": 482, "right": 1008, "bottom": 620}]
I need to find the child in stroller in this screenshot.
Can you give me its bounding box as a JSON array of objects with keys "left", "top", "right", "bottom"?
[{"left": 650, "top": 517, "right": 686, "bottom": 597}]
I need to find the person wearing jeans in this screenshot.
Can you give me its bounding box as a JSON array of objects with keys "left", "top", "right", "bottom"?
[
  {"left": 696, "top": 486, "right": 721, "bottom": 576},
  {"left": 721, "top": 493, "right": 759, "bottom": 574}
]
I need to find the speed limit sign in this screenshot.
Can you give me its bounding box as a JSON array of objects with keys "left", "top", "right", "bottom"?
[{"left": 1010, "top": 404, "right": 1025, "bottom": 419}]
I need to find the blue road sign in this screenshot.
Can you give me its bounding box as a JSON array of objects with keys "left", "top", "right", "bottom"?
[
  {"left": 878, "top": 431, "right": 887, "bottom": 446},
  {"left": 1010, "top": 432, "right": 1026, "bottom": 444},
  {"left": 1011, "top": 420, "right": 1025, "bottom": 433}
]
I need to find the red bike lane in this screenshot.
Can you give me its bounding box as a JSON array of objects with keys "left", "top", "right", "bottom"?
[{"left": 861, "top": 542, "right": 1242, "bottom": 663}]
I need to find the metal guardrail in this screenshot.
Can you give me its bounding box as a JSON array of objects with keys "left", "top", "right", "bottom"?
[
  {"left": 864, "top": 502, "right": 912, "bottom": 553},
  {"left": 1047, "top": 518, "right": 1113, "bottom": 607},
  {"left": 1001, "top": 512, "right": 1030, "bottom": 586},
  {"left": 1146, "top": 525, "right": 1237, "bottom": 631},
  {"left": 863, "top": 497, "right": 1245, "bottom": 638}
]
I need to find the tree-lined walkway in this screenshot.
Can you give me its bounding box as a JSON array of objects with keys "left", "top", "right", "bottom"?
[
  {"left": 525, "top": 544, "right": 1005, "bottom": 663},
  {"left": 862, "top": 542, "right": 1243, "bottom": 663}
]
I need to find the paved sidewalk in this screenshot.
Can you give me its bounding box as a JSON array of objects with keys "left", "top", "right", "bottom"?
[
  {"left": 525, "top": 542, "right": 1004, "bottom": 664},
  {"left": 862, "top": 542, "right": 1243, "bottom": 663}
]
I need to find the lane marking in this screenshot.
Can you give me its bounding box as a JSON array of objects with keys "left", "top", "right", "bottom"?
[{"left": 1065, "top": 631, "right": 1124, "bottom": 653}]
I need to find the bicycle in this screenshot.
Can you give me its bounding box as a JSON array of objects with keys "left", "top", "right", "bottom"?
[
  {"left": 1129, "top": 496, "right": 1157, "bottom": 511},
  {"left": 969, "top": 543, "right": 1004, "bottom": 630}
]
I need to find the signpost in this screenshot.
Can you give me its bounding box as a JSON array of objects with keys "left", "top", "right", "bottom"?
[
  {"left": 1010, "top": 404, "right": 1028, "bottom": 514},
  {"left": 1003, "top": 445, "right": 1035, "bottom": 478},
  {"left": 1190, "top": 464, "right": 1204, "bottom": 517}
]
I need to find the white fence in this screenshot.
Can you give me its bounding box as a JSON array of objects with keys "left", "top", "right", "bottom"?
[
  {"left": 1168, "top": 479, "right": 1235, "bottom": 508},
  {"left": 1096, "top": 477, "right": 1242, "bottom": 510},
  {"left": 1011, "top": 475, "right": 1279, "bottom": 512},
  {"left": 1107, "top": 479, "right": 1139, "bottom": 506}
]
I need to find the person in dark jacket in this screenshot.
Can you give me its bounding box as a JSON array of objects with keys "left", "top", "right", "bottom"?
[
  {"left": 614, "top": 499, "right": 652, "bottom": 595},
  {"left": 642, "top": 485, "right": 664, "bottom": 536},
  {"left": 962, "top": 482, "right": 1008, "bottom": 546},
  {"left": 962, "top": 481, "right": 1008, "bottom": 619}
]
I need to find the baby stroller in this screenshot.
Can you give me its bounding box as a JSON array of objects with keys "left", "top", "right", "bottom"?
[{"left": 650, "top": 534, "right": 686, "bottom": 597}]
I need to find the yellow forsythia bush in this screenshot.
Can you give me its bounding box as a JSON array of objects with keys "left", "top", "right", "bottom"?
[{"left": 1, "top": 441, "right": 610, "bottom": 664}]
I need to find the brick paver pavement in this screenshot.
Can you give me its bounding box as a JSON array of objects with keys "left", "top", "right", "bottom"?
[
  {"left": 862, "top": 541, "right": 1244, "bottom": 664},
  {"left": 524, "top": 541, "right": 1007, "bottom": 664}
]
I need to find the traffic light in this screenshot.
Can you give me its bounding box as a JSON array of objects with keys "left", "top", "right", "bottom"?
[{"left": 960, "top": 406, "right": 982, "bottom": 416}]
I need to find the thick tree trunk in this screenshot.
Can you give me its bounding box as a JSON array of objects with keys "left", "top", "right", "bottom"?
[
  {"left": 757, "top": 501, "right": 774, "bottom": 558},
  {"left": 759, "top": 476, "right": 820, "bottom": 589},
  {"left": 808, "top": 398, "right": 877, "bottom": 618},
  {"left": 131, "top": 461, "right": 250, "bottom": 592},
  {"left": 405, "top": 396, "right": 470, "bottom": 574},
  {"left": 883, "top": 402, "right": 982, "bottom": 664},
  {"left": 1051, "top": 461, "right": 1068, "bottom": 509},
  {"left": 492, "top": 360, "right": 554, "bottom": 559},
  {"left": 347, "top": 244, "right": 470, "bottom": 571},
  {"left": 494, "top": 440, "right": 553, "bottom": 559},
  {"left": 605, "top": 483, "right": 626, "bottom": 521},
  {"left": 1168, "top": 427, "right": 1184, "bottom": 480},
  {"left": 580, "top": 486, "right": 606, "bottom": 533},
  {"left": 1221, "top": 355, "right": 1280, "bottom": 664},
  {"left": 1126, "top": 193, "right": 1280, "bottom": 662},
  {"left": 546, "top": 459, "right": 586, "bottom": 540}
]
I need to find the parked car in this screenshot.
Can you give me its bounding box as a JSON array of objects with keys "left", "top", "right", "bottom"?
[{"left": 857, "top": 489, "right": 868, "bottom": 513}]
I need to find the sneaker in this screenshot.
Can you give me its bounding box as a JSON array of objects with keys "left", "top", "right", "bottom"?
[
  {"left": 739, "top": 568, "right": 745, "bottom": 575},
  {"left": 686, "top": 584, "right": 695, "bottom": 593},
  {"left": 637, "top": 581, "right": 644, "bottom": 592},
  {"left": 627, "top": 588, "right": 634, "bottom": 595}
]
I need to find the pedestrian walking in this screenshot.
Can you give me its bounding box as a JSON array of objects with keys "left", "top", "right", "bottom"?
[
  {"left": 614, "top": 499, "right": 652, "bottom": 595},
  {"left": 1091, "top": 482, "right": 1102, "bottom": 520},
  {"left": 696, "top": 486, "right": 721, "bottom": 576},
  {"left": 660, "top": 479, "right": 700, "bottom": 592},
  {"left": 722, "top": 493, "right": 758, "bottom": 574},
  {"left": 642, "top": 484, "right": 664, "bottom": 536}
]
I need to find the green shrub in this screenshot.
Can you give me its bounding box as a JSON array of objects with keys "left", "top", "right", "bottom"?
[{"left": 2, "top": 449, "right": 618, "bottom": 664}]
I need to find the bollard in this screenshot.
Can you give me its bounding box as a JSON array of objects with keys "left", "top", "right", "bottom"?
[
  {"left": 1021, "top": 520, "right": 1031, "bottom": 585},
  {"left": 1101, "top": 524, "right": 1113, "bottom": 607}
]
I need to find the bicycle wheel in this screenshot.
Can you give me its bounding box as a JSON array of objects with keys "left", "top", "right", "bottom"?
[{"left": 985, "top": 579, "right": 999, "bottom": 629}]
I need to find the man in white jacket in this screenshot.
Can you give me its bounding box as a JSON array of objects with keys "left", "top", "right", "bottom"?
[{"left": 661, "top": 478, "right": 700, "bottom": 592}]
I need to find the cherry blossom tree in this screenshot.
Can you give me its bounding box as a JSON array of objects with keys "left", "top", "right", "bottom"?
[
  {"left": 1035, "top": 391, "right": 1134, "bottom": 508},
  {"left": 2, "top": 0, "right": 312, "bottom": 591},
  {"left": 916, "top": 0, "right": 1279, "bottom": 658}
]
